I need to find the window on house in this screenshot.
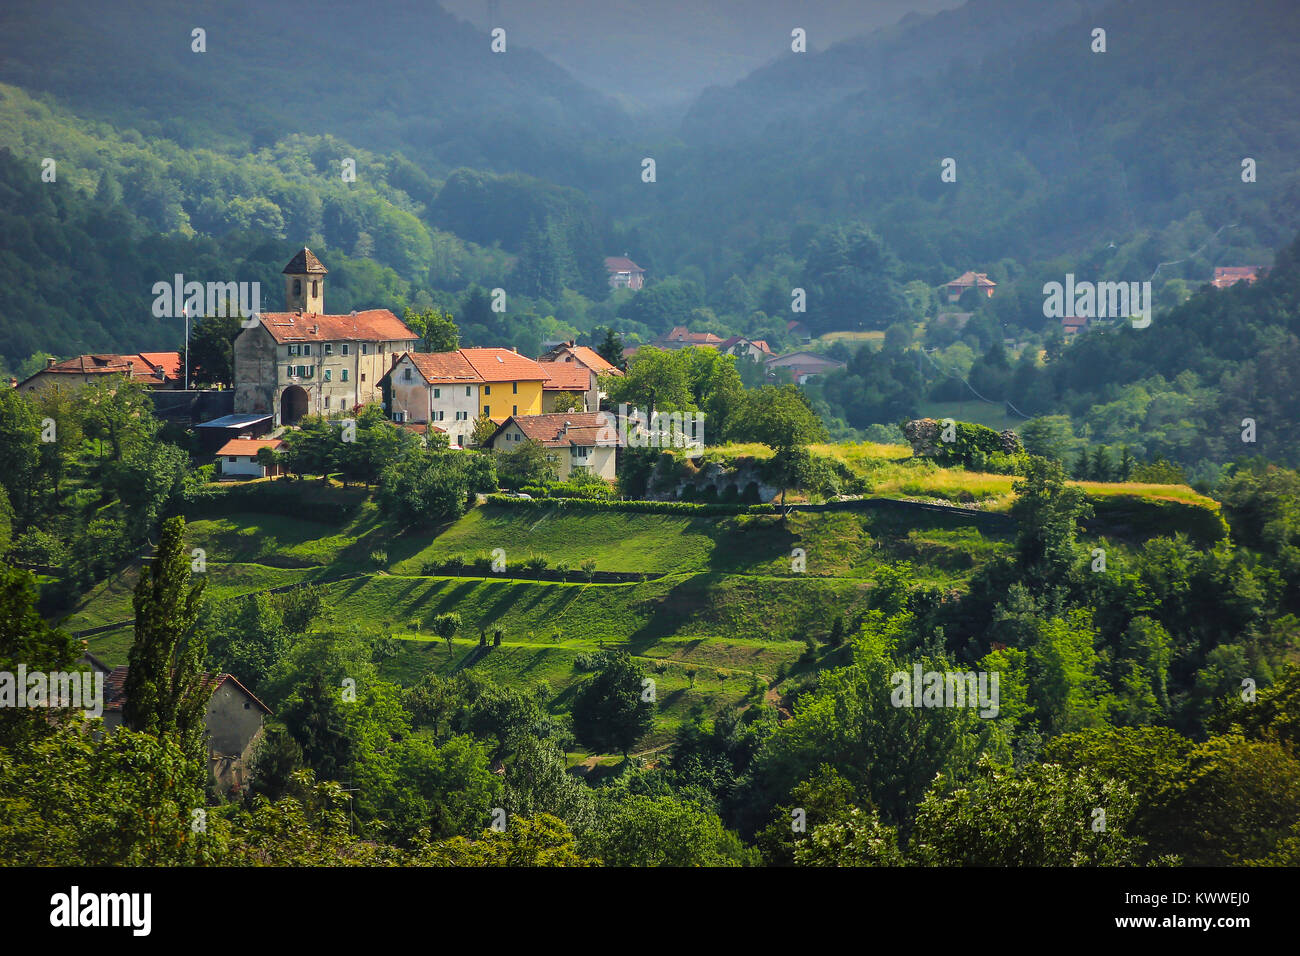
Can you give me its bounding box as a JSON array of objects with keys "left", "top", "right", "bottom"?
[
  {"left": 360, "top": 373, "right": 366, "bottom": 383},
  {"left": 465, "top": 386, "right": 471, "bottom": 397},
  {"left": 341, "top": 369, "right": 348, "bottom": 382},
  {"left": 512, "top": 382, "right": 518, "bottom": 394},
  {"left": 311, "top": 280, "right": 319, "bottom": 297},
  {"left": 403, "top": 368, "right": 412, "bottom": 382},
  {"left": 361, "top": 344, "right": 369, "bottom": 355},
  {"left": 303, "top": 344, "right": 312, "bottom": 355},
  {"left": 324, "top": 369, "right": 332, "bottom": 382},
  {"left": 433, "top": 387, "right": 440, "bottom": 398},
  {"left": 483, "top": 406, "right": 490, "bottom": 417},
  {"left": 324, "top": 343, "right": 332, "bottom": 356},
  {"left": 484, "top": 385, "right": 491, "bottom": 395},
  {"left": 293, "top": 279, "right": 302, "bottom": 295},
  {"left": 288, "top": 344, "right": 299, "bottom": 356},
  {"left": 324, "top": 396, "right": 331, "bottom": 408},
  {"left": 512, "top": 405, "right": 518, "bottom": 415},
  {"left": 227, "top": 456, "right": 236, "bottom": 463},
  {"left": 342, "top": 344, "right": 349, "bottom": 356}
]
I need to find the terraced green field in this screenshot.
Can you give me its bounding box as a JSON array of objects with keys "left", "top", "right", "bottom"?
[{"left": 61, "top": 483, "right": 1221, "bottom": 756}]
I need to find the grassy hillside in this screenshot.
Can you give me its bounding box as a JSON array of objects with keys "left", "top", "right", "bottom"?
[{"left": 63, "top": 460, "right": 1228, "bottom": 758}]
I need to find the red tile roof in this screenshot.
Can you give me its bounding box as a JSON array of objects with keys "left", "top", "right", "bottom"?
[
  {"left": 494, "top": 412, "right": 619, "bottom": 448},
  {"left": 102, "top": 666, "right": 271, "bottom": 714},
  {"left": 404, "top": 351, "right": 481, "bottom": 384},
  {"left": 664, "top": 327, "right": 723, "bottom": 345},
  {"left": 1212, "top": 266, "right": 1261, "bottom": 289},
  {"left": 719, "top": 336, "right": 774, "bottom": 354},
  {"left": 569, "top": 346, "right": 619, "bottom": 374},
  {"left": 604, "top": 256, "right": 644, "bottom": 274},
  {"left": 216, "top": 437, "right": 284, "bottom": 457},
  {"left": 459, "top": 348, "right": 548, "bottom": 383},
  {"left": 25, "top": 352, "right": 183, "bottom": 385},
  {"left": 138, "top": 352, "right": 184, "bottom": 380},
  {"left": 542, "top": 364, "right": 593, "bottom": 391},
  {"left": 257, "top": 310, "right": 416, "bottom": 344},
  {"left": 946, "top": 271, "right": 997, "bottom": 289}
]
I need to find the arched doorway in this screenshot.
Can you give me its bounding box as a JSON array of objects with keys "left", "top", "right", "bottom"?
[{"left": 280, "top": 385, "right": 309, "bottom": 426}]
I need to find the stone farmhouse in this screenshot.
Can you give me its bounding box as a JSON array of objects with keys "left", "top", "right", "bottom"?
[{"left": 86, "top": 654, "right": 272, "bottom": 795}]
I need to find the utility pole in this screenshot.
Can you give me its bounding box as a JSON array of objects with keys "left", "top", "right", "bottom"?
[{"left": 182, "top": 306, "right": 190, "bottom": 390}]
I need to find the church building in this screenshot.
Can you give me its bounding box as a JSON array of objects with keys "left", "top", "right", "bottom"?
[{"left": 233, "top": 249, "right": 418, "bottom": 425}]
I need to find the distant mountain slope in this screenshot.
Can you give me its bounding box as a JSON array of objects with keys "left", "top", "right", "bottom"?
[
  {"left": 0, "top": 0, "right": 626, "bottom": 181},
  {"left": 440, "top": 0, "right": 961, "bottom": 112},
  {"left": 639, "top": 0, "right": 1299, "bottom": 285}
]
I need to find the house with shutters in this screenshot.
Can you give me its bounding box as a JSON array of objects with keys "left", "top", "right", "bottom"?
[
  {"left": 384, "top": 347, "right": 550, "bottom": 444},
  {"left": 384, "top": 351, "right": 482, "bottom": 449},
  {"left": 484, "top": 412, "right": 619, "bottom": 481},
  {"left": 232, "top": 249, "right": 419, "bottom": 426}
]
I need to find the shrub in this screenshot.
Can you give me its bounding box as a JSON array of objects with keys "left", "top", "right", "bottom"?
[{"left": 523, "top": 554, "right": 548, "bottom": 572}]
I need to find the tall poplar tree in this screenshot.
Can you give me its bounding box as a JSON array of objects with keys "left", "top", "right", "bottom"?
[{"left": 124, "top": 516, "right": 210, "bottom": 761}]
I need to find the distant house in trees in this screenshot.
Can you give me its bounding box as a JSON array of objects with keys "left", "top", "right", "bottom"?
[
  {"left": 764, "top": 350, "right": 846, "bottom": 385},
  {"left": 653, "top": 327, "right": 724, "bottom": 350},
  {"left": 484, "top": 412, "right": 619, "bottom": 481},
  {"left": 216, "top": 437, "right": 285, "bottom": 478},
  {"left": 1061, "top": 316, "right": 1089, "bottom": 342},
  {"left": 786, "top": 320, "right": 812, "bottom": 343},
  {"left": 718, "top": 336, "right": 774, "bottom": 362},
  {"left": 85, "top": 654, "right": 272, "bottom": 795},
  {"left": 232, "top": 248, "right": 419, "bottom": 427},
  {"left": 604, "top": 256, "right": 646, "bottom": 290},
  {"left": 18, "top": 352, "right": 184, "bottom": 394},
  {"left": 944, "top": 271, "right": 997, "bottom": 302},
  {"left": 1212, "top": 266, "right": 1262, "bottom": 289}
]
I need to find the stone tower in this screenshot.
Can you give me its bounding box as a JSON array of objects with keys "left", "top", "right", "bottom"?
[{"left": 282, "top": 247, "right": 328, "bottom": 313}]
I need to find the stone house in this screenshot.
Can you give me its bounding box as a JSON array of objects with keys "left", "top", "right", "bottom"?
[
  {"left": 88, "top": 655, "right": 272, "bottom": 795},
  {"left": 233, "top": 249, "right": 419, "bottom": 426}
]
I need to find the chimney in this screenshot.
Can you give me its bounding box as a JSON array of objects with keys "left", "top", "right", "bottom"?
[
  {"left": 310, "top": 324, "right": 318, "bottom": 335},
  {"left": 46, "top": 357, "right": 56, "bottom": 368}
]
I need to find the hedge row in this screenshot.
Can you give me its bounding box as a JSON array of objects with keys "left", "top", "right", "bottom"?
[
  {"left": 182, "top": 479, "right": 365, "bottom": 523},
  {"left": 485, "top": 494, "right": 778, "bottom": 516}
]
